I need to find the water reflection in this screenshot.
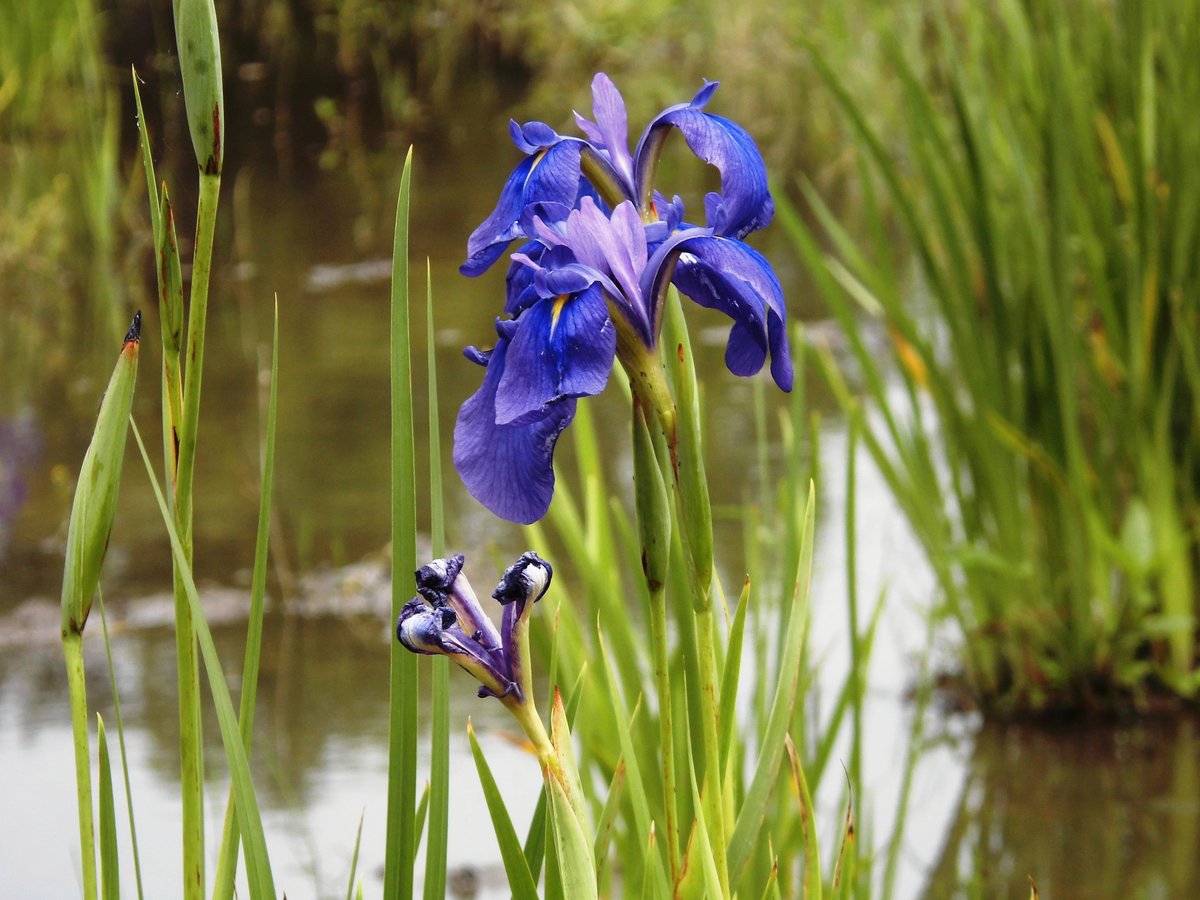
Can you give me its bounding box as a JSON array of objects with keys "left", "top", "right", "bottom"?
[
  {"left": 0, "top": 609, "right": 539, "bottom": 898},
  {"left": 924, "top": 718, "right": 1200, "bottom": 899}
]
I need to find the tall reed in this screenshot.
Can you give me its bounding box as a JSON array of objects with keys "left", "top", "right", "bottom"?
[{"left": 786, "top": 0, "right": 1200, "bottom": 712}]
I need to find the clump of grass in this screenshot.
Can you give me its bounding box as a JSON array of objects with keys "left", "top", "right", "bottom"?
[{"left": 786, "top": 0, "right": 1200, "bottom": 713}]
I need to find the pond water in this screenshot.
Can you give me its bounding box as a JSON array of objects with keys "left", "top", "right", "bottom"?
[{"left": 2, "top": 66, "right": 1198, "bottom": 900}]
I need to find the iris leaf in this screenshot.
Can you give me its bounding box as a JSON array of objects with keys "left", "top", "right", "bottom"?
[{"left": 467, "top": 721, "right": 539, "bottom": 900}]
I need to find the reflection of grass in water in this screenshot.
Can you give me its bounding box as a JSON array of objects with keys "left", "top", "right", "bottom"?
[
  {"left": 1, "top": 0, "right": 121, "bottom": 403},
  {"left": 925, "top": 719, "right": 1200, "bottom": 898}
]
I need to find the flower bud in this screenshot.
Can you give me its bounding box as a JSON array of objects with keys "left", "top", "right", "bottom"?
[
  {"left": 173, "top": 0, "right": 224, "bottom": 174},
  {"left": 61, "top": 313, "right": 141, "bottom": 636}
]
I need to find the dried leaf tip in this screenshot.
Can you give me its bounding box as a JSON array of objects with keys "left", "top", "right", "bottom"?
[{"left": 124, "top": 311, "right": 142, "bottom": 345}]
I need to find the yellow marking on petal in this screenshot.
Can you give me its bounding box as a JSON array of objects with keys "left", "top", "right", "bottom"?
[
  {"left": 529, "top": 149, "right": 547, "bottom": 174},
  {"left": 550, "top": 294, "right": 568, "bottom": 336}
]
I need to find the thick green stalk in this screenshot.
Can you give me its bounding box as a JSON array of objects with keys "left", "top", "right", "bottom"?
[
  {"left": 173, "top": 169, "right": 220, "bottom": 900},
  {"left": 171, "top": 568, "right": 204, "bottom": 900},
  {"left": 622, "top": 309, "right": 728, "bottom": 893},
  {"left": 693, "top": 606, "right": 730, "bottom": 896},
  {"left": 175, "top": 171, "right": 221, "bottom": 521},
  {"left": 64, "top": 634, "right": 98, "bottom": 900},
  {"left": 648, "top": 583, "right": 681, "bottom": 880},
  {"left": 634, "top": 398, "right": 680, "bottom": 879}
]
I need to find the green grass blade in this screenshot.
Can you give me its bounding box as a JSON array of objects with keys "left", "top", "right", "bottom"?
[
  {"left": 414, "top": 785, "right": 430, "bottom": 857},
  {"left": 130, "top": 420, "right": 276, "bottom": 899},
  {"left": 130, "top": 67, "right": 159, "bottom": 240},
  {"left": 640, "top": 828, "right": 672, "bottom": 900},
  {"left": 595, "top": 629, "right": 652, "bottom": 854},
  {"left": 96, "top": 589, "right": 144, "bottom": 900},
  {"left": 213, "top": 298, "right": 281, "bottom": 899},
  {"left": 785, "top": 736, "right": 821, "bottom": 900},
  {"left": 424, "top": 259, "right": 450, "bottom": 900},
  {"left": 522, "top": 790, "right": 549, "bottom": 883},
  {"left": 63, "top": 633, "right": 96, "bottom": 900},
  {"left": 466, "top": 721, "right": 539, "bottom": 899},
  {"left": 718, "top": 576, "right": 751, "bottom": 772},
  {"left": 546, "top": 765, "right": 599, "bottom": 900},
  {"left": 686, "top": 747, "right": 724, "bottom": 900},
  {"left": 593, "top": 755, "right": 627, "bottom": 871},
  {"left": 97, "top": 715, "right": 119, "bottom": 900},
  {"left": 384, "top": 146, "right": 418, "bottom": 900},
  {"left": 346, "top": 812, "right": 365, "bottom": 900},
  {"left": 727, "top": 484, "right": 816, "bottom": 890}
]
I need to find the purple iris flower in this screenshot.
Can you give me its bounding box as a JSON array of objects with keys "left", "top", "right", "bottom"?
[
  {"left": 453, "top": 73, "right": 790, "bottom": 525},
  {"left": 454, "top": 196, "right": 792, "bottom": 524},
  {"left": 396, "top": 552, "right": 552, "bottom": 704},
  {"left": 461, "top": 73, "right": 774, "bottom": 276}
]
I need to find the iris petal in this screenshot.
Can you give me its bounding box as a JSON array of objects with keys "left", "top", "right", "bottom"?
[
  {"left": 453, "top": 330, "right": 578, "bottom": 525},
  {"left": 671, "top": 236, "right": 793, "bottom": 391},
  {"left": 505, "top": 242, "right": 543, "bottom": 316},
  {"left": 495, "top": 284, "right": 615, "bottom": 425},
  {"left": 462, "top": 141, "right": 585, "bottom": 277},
  {"left": 654, "top": 110, "right": 773, "bottom": 239},
  {"left": 574, "top": 73, "right": 634, "bottom": 191},
  {"left": 632, "top": 81, "right": 773, "bottom": 241}
]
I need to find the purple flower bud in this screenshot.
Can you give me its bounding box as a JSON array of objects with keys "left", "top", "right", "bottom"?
[{"left": 395, "top": 552, "right": 554, "bottom": 707}]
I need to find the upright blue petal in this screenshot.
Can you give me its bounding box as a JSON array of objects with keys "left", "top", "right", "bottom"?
[
  {"left": 453, "top": 324, "right": 577, "bottom": 524},
  {"left": 671, "top": 236, "right": 793, "bottom": 391},
  {"left": 495, "top": 284, "right": 615, "bottom": 425},
  {"left": 553, "top": 198, "right": 655, "bottom": 342},
  {"left": 573, "top": 73, "right": 635, "bottom": 194}
]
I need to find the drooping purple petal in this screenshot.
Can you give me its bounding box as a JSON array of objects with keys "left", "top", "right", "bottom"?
[
  {"left": 642, "top": 223, "right": 713, "bottom": 333},
  {"left": 495, "top": 284, "right": 615, "bottom": 425},
  {"left": 632, "top": 81, "right": 774, "bottom": 240},
  {"left": 462, "top": 141, "right": 584, "bottom": 277},
  {"left": 724, "top": 319, "right": 768, "bottom": 376},
  {"left": 766, "top": 308, "right": 794, "bottom": 392},
  {"left": 671, "top": 235, "right": 793, "bottom": 391},
  {"left": 453, "top": 327, "right": 578, "bottom": 525}
]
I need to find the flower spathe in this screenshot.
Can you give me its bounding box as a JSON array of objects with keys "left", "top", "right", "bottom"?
[
  {"left": 454, "top": 73, "right": 792, "bottom": 524},
  {"left": 396, "top": 552, "right": 552, "bottom": 704}
]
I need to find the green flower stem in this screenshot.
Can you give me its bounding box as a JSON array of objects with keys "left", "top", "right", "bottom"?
[
  {"left": 64, "top": 632, "right": 98, "bottom": 900},
  {"left": 171, "top": 572, "right": 204, "bottom": 900},
  {"left": 173, "top": 168, "right": 221, "bottom": 900},
  {"left": 694, "top": 605, "right": 730, "bottom": 896},
  {"left": 648, "top": 582, "right": 681, "bottom": 881},
  {"left": 622, "top": 334, "right": 729, "bottom": 894},
  {"left": 507, "top": 697, "right": 556, "bottom": 772},
  {"left": 175, "top": 171, "right": 221, "bottom": 521},
  {"left": 634, "top": 398, "right": 681, "bottom": 879}
]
